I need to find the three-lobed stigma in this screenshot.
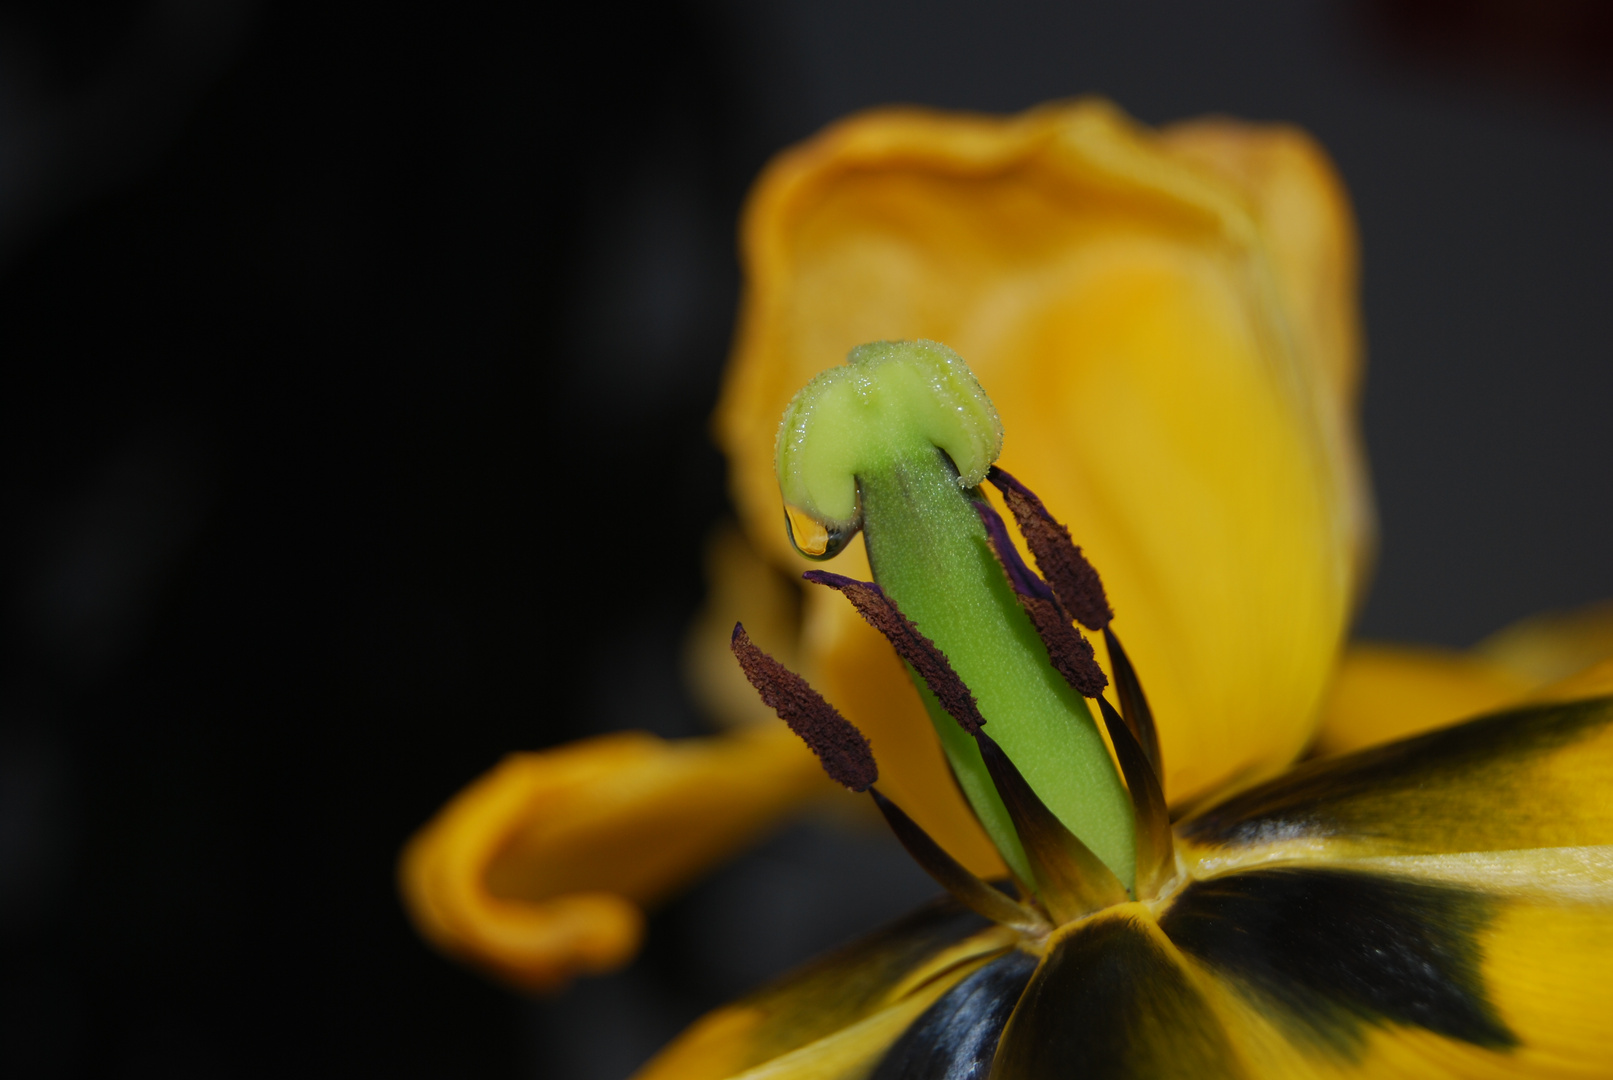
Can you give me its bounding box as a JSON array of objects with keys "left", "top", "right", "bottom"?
[{"left": 775, "top": 339, "right": 1004, "bottom": 558}]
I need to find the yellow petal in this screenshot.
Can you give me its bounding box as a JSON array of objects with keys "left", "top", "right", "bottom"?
[
  {"left": 1314, "top": 644, "right": 1532, "bottom": 757},
  {"left": 1477, "top": 598, "right": 1613, "bottom": 686},
  {"left": 1157, "top": 117, "right": 1374, "bottom": 595},
  {"left": 399, "top": 727, "right": 828, "bottom": 992},
  {"left": 1477, "top": 895, "right": 1613, "bottom": 1075},
  {"left": 1316, "top": 600, "right": 1613, "bottom": 756},
  {"left": 715, "top": 100, "right": 1368, "bottom": 821},
  {"left": 684, "top": 522, "right": 811, "bottom": 732},
  {"left": 1157, "top": 864, "right": 1613, "bottom": 1076},
  {"left": 1180, "top": 696, "right": 1613, "bottom": 873},
  {"left": 634, "top": 902, "right": 1015, "bottom": 1080},
  {"left": 1528, "top": 657, "right": 1613, "bottom": 706}
]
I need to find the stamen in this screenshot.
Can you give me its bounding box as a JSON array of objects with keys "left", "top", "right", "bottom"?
[
  {"left": 802, "top": 571, "right": 987, "bottom": 736},
  {"left": 869, "top": 789, "right": 1047, "bottom": 933},
  {"left": 1104, "top": 627, "right": 1162, "bottom": 784},
  {"left": 730, "top": 624, "right": 877, "bottom": 792},
  {"left": 972, "top": 496, "right": 1054, "bottom": 601},
  {"left": 988, "top": 466, "right": 1113, "bottom": 631},
  {"left": 973, "top": 500, "right": 1108, "bottom": 697},
  {"left": 972, "top": 730, "right": 1129, "bottom": 923},
  {"left": 1095, "top": 696, "right": 1174, "bottom": 899}
]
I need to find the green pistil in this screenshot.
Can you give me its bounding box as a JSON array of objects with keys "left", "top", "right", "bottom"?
[{"left": 776, "top": 340, "right": 1136, "bottom": 890}]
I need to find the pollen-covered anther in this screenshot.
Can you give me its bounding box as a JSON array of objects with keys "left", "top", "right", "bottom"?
[
  {"left": 802, "top": 570, "right": 987, "bottom": 735},
  {"left": 730, "top": 623, "right": 877, "bottom": 791},
  {"left": 973, "top": 500, "right": 1108, "bottom": 697},
  {"left": 989, "top": 466, "right": 1113, "bottom": 631}
]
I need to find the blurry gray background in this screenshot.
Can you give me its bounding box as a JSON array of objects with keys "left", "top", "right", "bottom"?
[{"left": 0, "top": 1, "right": 1608, "bottom": 1077}]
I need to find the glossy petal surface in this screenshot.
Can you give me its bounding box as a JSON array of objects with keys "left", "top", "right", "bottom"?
[{"left": 871, "top": 950, "right": 1038, "bottom": 1080}]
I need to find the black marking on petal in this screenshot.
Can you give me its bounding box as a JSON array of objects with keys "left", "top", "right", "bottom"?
[
  {"left": 992, "top": 915, "right": 1241, "bottom": 1080},
  {"left": 1179, "top": 697, "right": 1613, "bottom": 855},
  {"left": 803, "top": 570, "right": 988, "bottom": 735},
  {"left": 988, "top": 466, "right": 1113, "bottom": 631},
  {"left": 870, "top": 789, "right": 1045, "bottom": 932},
  {"left": 730, "top": 623, "right": 877, "bottom": 791},
  {"left": 1160, "top": 867, "right": 1516, "bottom": 1057},
  {"left": 871, "top": 949, "right": 1038, "bottom": 1080},
  {"left": 974, "top": 730, "right": 1128, "bottom": 922},
  {"left": 1104, "top": 627, "right": 1162, "bottom": 785},
  {"left": 973, "top": 500, "right": 1108, "bottom": 697}
]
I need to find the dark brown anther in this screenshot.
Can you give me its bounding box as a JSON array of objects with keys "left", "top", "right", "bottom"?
[
  {"left": 988, "top": 466, "right": 1113, "bottom": 631},
  {"left": 730, "top": 623, "right": 877, "bottom": 792},
  {"left": 802, "top": 571, "right": 987, "bottom": 736},
  {"left": 973, "top": 500, "right": 1108, "bottom": 697},
  {"left": 972, "top": 731, "right": 1129, "bottom": 923},
  {"left": 869, "top": 788, "right": 1047, "bottom": 933},
  {"left": 1095, "top": 696, "right": 1175, "bottom": 899},
  {"left": 1104, "top": 627, "right": 1162, "bottom": 784}
]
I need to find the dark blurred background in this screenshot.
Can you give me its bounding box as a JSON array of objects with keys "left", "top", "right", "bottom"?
[{"left": 0, "top": 1, "right": 1608, "bottom": 1076}]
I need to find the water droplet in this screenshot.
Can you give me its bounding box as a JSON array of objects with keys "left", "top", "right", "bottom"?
[{"left": 783, "top": 504, "right": 858, "bottom": 561}]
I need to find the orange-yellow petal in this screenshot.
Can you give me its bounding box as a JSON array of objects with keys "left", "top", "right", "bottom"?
[
  {"left": 715, "top": 99, "right": 1368, "bottom": 827},
  {"left": 400, "top": 727, "right": 829, "bottom": 992}
]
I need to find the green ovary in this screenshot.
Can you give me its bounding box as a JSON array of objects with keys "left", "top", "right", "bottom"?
[{"left": 776, "top": 340, "right": 1136, "bottom": 890}]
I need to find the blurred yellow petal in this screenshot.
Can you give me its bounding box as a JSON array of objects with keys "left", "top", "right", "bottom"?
[
  {"left": 634, "top": 901, "right": 1015, "bottom": 1080},
  {"left": 1478, "top": 598, "right": 1613, "bottom": 686},
  {"left": 1314, "top": 644, "right": 1531, "bottom": 757},
  {"left": 684, "top": 523, "right": 809, "bottom": 732},
  {"left": 1317, "top": 600, "right": 1613, "bottom": 756},
  {"left": 399, "top": 727, "right": 828, "bottom": 992},
  {"left": 715, "top": 99, "right": 1368, "bottom": 823},
  {"left": 1528, "top": 657, "right": 1613, "bottom": 706}
]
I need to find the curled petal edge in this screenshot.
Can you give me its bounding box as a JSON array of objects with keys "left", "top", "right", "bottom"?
[{"left": 400, "top": 726, "right": 828, "bottom": 992}]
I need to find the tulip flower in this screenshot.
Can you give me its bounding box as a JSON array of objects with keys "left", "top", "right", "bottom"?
[
  {"left": 633, "top": 339, "right": 1613, "bottom": 1078},
  {"left": 397, "top": 101, "right": 1613, "bottom": 1071}
]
